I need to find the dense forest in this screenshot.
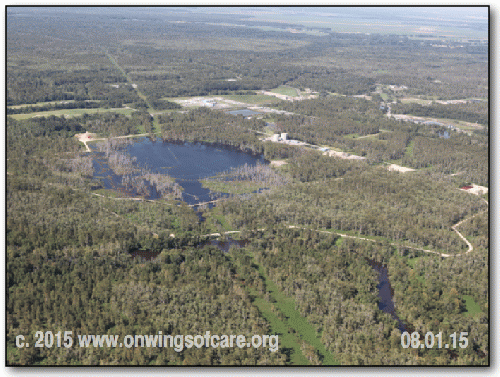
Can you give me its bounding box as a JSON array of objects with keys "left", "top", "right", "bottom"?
[
  {"left": 159, "top": 108, "right": 265, "bottom": 154},
  {"left": 6, "top": 6, "right": 489, "bottom": 366}
]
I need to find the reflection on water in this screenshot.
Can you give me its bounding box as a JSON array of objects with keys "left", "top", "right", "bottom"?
[
  {"left": 201, "top": 238, "right": 249, "bottom": 252},
  {"left": 129, "top": 241, "right": 482, "bottom": 359},
  {"left": 129, "top": 238, "right": 249, "bottom": 261},
  {"left": 130, "top": 237, "right": 408, "bottom": 334},
  {"left": 130, "top": 249, "right": 161, "bottom": 260},
  {"left": 91, "top": 138, "right": 267, "bottom": 205},
  {"left": 228, "top": 109, "right": 261, "bottom": 117},
  {"left": 365, "top": 258, "right": 408, "bottom": 333}
]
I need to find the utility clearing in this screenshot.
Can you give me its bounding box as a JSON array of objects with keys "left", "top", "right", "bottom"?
[
  {"left": 387, "top": 164, "right": 416, "bottom": 173},
  {"left": 75, "top": 132, "right": 98, "bottom": 152}
]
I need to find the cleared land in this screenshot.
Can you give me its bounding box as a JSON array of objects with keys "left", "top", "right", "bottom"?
[
  {"left": 8, "top": 99, "right": 78, "bottom": 109},
  {"left": 219, "top": 94, "right": 283, "bottom": 104},
  {"left": 269, "top": 86, "right": 300, "bottom": 97},
  {"left": 270, "top": 160, "right": 288, "bottom": 167},
  {"left": 390, "top": 113, "right": 485, "bottom": 133},
  {"left": 9, "top": 107, "right": 135, "bottom": 120},
  {"left": 387, "top": 164, "right": 416, "bottom": 173},
  {"left": 463, "top": 295, "right": 483, "bottom": 316}
]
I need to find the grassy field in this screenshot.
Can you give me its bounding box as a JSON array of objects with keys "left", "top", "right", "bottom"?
[
  {"left": 400, "top": 98, "right": 433, "bottom": 105},
  {"left": 406, "top": 256, "right": 422, "bottom": 269},
  {"left": 402, "top": 114, "right": 486, "bottom": 132},
  {"left": 231, "top": 248, "right": 339, "bottom": 365},
  {"left": 270, "top": 86, "right": 299, "bottom": 97},
  {"left": 379, "top": 92, "right": 389, "bottom": 101},
  {"left": 224, "top": 249, "right": 310, "bottom": 365},
  {"left": 405, "top": 140, "right": 415, "bottom": 158},
  {"left": 220, "top": 94, "right": 283, "bottom": 104},
  {"left": 203, "top": 206, "right": 233, "bottom": 233},
  {"left": 253, "top": 261, "right": 339, "bottom": 365},
  {"left": 130, "top": 36, "right": 309, "bottom": 52},
  {"left": 91, "top": 188, "right": 128, "bottom": 199},
  {"left": 227, "top": 9, "right": 486, "bottom": 39},
  {"left": 462, "top": 295, "right": 482, "bottom": 316},
  {"left": 9, "top": 107, "right": 136, "bottom": 120},
  {"left": 201, "top": 179, "right": 265, "bottom": 195},
  {"left": 343, "top": 133, "right": 360, "bottom": 139},
  {"left": 8, "top": 99, "right": 78, "bottom": 109},
  {"left": 250, "top": 294, "right": 310, "bottom": 365},
  {"left": 404, "top": 256, "right": 427, "bottom": 285}
]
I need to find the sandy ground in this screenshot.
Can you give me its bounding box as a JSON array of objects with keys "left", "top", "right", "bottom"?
[
  {"left": 75, "top": 132, "right": 98, "bottom": 152},
  {"left": 260, "top": 90, "right": 317, "bottom": 101},
  {"left": 387, "top": 164, "right": 416, "bottom": 173},
  {"left": 270, "top": 160, "right": 288, "bottom": 167},
  {"left": 351, "top": 94, "right": 372, "bottom": 100},
  {"left": 462, "top": 184, "right": 488, "bottom": 196},
  {"left": 76, "top": 131, "right": 151, "bottom": 152},
  {"left": 325, "top": 150, "right": 367, "bottom": 160}
]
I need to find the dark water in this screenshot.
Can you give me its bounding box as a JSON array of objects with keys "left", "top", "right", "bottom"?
[
  {"left": 92, "top": 138, "right": 267, "bottom": 205},
  {"left": 129, "top": 238, "right": 484, "bottom": 358},
  {"left": 130, "top": 249, "right": 160, "bottom": 260},
  {"left": 130, "top": 236, "right": 406, "bottom": 332},
  {"left": 129, "top": 238, "right": 248, "bottom": 261},
  {"left": 365, "top": 258, "right": 408, "bottom": 333},
  {"left": 201, "top": 238, "right": 249, "bottom": 252},
  {"left": 92, "top": 156, "right": 159, "bottom": 198}
]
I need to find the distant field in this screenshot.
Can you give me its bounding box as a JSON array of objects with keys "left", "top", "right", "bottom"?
[
  {"left": 8, "top": 100, "right": 78, "bottom": 109},
  {"left": 379, "top": 92, "right": 389, "bottom": 101},
  {"left": 161, "top": 96, "right": 196, "bottom": 102},
  {"left": 270, "top": 86, "right": 299, "bottom": 97},
  {"left": 400, "top": 98, "right": 433, "bottom": 105},
  {"left": 343, "top": 133, "right": 360, "bottom": 139},
  {"left": 406, "top": 256, "right": 422, "bottom": 268},
  {"left": 123, "top": 37, "right": 309, "bottom": 52},
  {"left": 405, "top": 140, "right": 415, "bottom": 157},
  {"left": 463, "top": 295, "right": 482, "bottom": 316},
  {"left": 201, "top": 179, "right": 264, "bottom": 195},
  {"left": 220, "top": 94, "right": 283, "bottom": 104},
  {"left": 9, "top": 107, "right": 136, "bottom": 120},
  {"left": 400, "top": 114, "right": 485, "bottom": 131}
]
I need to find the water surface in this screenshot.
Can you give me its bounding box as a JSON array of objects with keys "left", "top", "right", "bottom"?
[
  {"left": 228, "top": 109, "right": 261, "bottom": 117},
  {"left": 92, "top": 138, "right": 267, "bottom": 205}
]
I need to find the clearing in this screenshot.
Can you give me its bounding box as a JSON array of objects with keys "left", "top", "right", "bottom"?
[
  {"left": 270, "top": 160, "right": 288, "bottom": 167},
  {"left": 324, "top": 150, "right": 367, "bottom": 161},
  {"left": 460, "top": 184, "right": 488, "bottom": 196},
  {"left": 269, "top": 85, "right": 300, "bottom": 97},
  {"left": 9, "top": 107, "right": 135, "bottom": 120},
  {"left": 387, "top": 164, "right": 416, "bottom": 173}
]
